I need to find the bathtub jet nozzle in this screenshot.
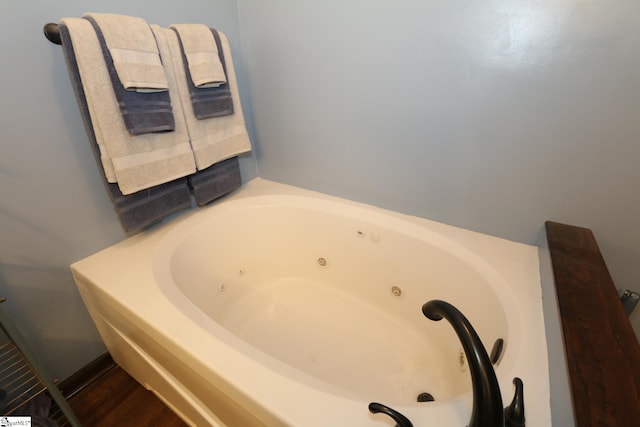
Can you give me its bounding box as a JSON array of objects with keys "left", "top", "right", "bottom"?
[{"left": 422, "top": 300, "right": 525, "bottom": 427}]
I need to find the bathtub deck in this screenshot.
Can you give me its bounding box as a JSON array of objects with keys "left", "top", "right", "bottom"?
[{"left": 60, "top": 353, "right": 186, "bottom": 426}]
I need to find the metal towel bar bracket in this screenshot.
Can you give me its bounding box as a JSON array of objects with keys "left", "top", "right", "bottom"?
[{"left": 44, "top": 23, "right": 61, "bottom": 45}]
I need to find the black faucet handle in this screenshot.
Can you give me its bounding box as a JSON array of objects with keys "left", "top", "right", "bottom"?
[
  {"left": 504, "top": 377, "right": 525, "bottom": 427},
  {"left": 368, "top": 402, "right": 414, "bottom": 427}
]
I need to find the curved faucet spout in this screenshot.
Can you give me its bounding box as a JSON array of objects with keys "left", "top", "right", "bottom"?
[
  {"left": 422, "top": 300, "right": 504, "bottom": 427},
  {"left": 368, "top": 402, "right": 414, "bottom": 427}
]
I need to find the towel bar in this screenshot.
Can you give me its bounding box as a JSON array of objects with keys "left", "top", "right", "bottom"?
[{"left": 44, "top": 23, "right": 61, "bottom": 45}]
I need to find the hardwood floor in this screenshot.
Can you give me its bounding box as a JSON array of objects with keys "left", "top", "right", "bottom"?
[{"left": 60, "top": 353, "right": 187, "bottom": 427}]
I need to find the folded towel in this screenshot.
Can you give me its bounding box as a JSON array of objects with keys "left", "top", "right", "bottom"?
[
  {"left": 84, "top": 13, "right": 175, "bottom": 135},
  {"left": 59, "top": 21, "right": 192, "bottom": 234},
  {"left": 60, "top": 18, "right": 196, "bottom": 195},
  {"left": 169, "top": 24, "right": 227, "bottom": 88},
  {"left": 157, "top": 26, "right": 251, "bottom": 170},
  {"left": 84, "top": 13, "right": 168, "bottom": 92},
  {"left": 188, "top": 156, "right": 241, "bottom": 206},
  {"left": 170, "top": 25, "right": 234, "bottom": 119}
]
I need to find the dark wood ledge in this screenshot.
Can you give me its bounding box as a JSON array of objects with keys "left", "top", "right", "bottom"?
[{"left": 546, "top": 221, "right": 640, "bottom": 427}]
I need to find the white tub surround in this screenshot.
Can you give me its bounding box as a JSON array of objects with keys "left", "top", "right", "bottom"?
[{"left": 71, "top": 178, "right": 551, "bottom": 426}]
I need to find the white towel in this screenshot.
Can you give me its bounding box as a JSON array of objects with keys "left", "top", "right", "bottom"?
[
  {"left": 156, "top": 26, "right": 251, "bottom": 170},
  {"left": 84, "top": 13, "right": 168, "bottom": 92},
  {"left": 169, "top": 24, "right": 227, "bottom": 88},
  {"left": 61, "top": 18, "right": 196, "bottom": 195}
]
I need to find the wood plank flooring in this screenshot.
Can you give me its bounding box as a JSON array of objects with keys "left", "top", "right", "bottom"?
[{"left": 61, "top": 353, "right": 186, "bottom": 427}]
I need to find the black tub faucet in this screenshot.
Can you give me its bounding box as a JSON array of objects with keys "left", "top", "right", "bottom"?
[
  {"left": 504, "top": 377, "right": 525, "bottom": 427},
  {"left": 368, "top": 402, "right": 414, "bottom": 427},
  {"left": 422, "top": 300, "right": 525, "bottom": 427}
]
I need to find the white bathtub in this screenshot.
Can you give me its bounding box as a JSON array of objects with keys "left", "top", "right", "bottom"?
[{"left": 71, "top": 178, "right": 551, "bottom": 426}]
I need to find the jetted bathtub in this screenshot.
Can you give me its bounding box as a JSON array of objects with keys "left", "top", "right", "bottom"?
[{"left": 71, "top": 178, "right": 551, "bottom": 426}]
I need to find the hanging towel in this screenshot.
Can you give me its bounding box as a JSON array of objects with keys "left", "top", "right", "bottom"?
[
  {"left": 157, "top": 26, "right": 251, "bottom": 171},
  {"left": 170, "top": 25, "right": 233, "bottom": 119},
  {"left": 59, "top": 21, "right": 192, "bottom": 234},
  {"left": 59, "top": 18, "right": 196, "bottom": 195},
  {"left": 188, "top": 156, "right": 241, "bottom": 206},
  {"left": 169, "top": 24, "right": 227, "bottom": 88},
  {"left": 108, "top": 179, "right": 193, "bottom": 233},
  {"left": 84, "top": 13, "right": 168, "bottom": 91},
  {"left": 84, "top": 13, "right": 175, "bottom": 135}
]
